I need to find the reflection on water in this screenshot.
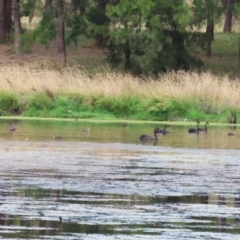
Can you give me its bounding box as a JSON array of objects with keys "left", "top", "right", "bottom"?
[{"left": 0, "top": 119, "right": 240, "bottom": 239}]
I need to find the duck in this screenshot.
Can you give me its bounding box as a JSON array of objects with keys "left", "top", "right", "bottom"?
[
  {"left": 9, "top": 122, "right": 16, "bottom": 133},
  {"left": 140, "top": 127, "right": 161, "bottom": 141},
  {"left": 53, "top": 135, "right": 63, "bottom": 140},
  {"left": 159, "top": 125, "right": 171, "bottom": 134},
  {"left": 188, "top": 121, "right": 200, "bottom": 133},
  {"left": 228, "top": 132, "right": 236, "bottom": 136},
  {"left": 198, "top": 121, "right": 209, "bottom": 132}
]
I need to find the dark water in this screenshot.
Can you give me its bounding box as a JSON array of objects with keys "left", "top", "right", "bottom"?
[{"left": 0, "top": 119, "right": 240, "bottom": 239}]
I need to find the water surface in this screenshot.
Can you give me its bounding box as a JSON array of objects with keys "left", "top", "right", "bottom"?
[{"left": 0, "top": 119, "right": 239, "bottom": 239}]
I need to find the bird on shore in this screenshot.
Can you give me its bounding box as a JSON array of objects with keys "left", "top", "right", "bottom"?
[
  {"left": 9, "top": 122, "right": 16, "bottom": 133},
  {"left": 188, "top": 121, "right": 200, "bottom": 133},
  {"left": 140, "top": 127, "right": 162, "bottom": 141},
  {"left": 159, "top": 125, "right": 171, "bottom": 134},
  {"left": 53, "top": 135, "right": 63, "bottom": 140},
  {"left": 11, "top": 107, "right": 21, "bottom": 115},
  {"left": 198, "top": 121, "right": 209, "bottom": 132}
]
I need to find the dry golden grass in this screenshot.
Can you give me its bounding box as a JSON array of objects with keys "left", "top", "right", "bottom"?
[{"left": 0, "top": 64, "right": 240, "bottom": 108}]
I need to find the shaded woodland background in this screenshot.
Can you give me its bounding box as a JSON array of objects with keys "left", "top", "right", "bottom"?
[{"left": 0, "top": 0, "right": 240, "bottom": 77}]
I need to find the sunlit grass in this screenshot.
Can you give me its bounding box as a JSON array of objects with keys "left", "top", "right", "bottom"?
[
  {"left": 0, "top": 64, "right": 239, "bottom": 122},
  {"left": 0, "top": 64, "right": 239, "bottom": 103}
]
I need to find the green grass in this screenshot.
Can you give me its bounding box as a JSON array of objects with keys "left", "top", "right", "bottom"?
[
  {"left": 2, "top": 93, "right": 237, "bottom": 123},
  {"left": 2, "top": 27, "right": 240, "bottom": 123},
  {"left": 195, "top": 32, "right": 239, "bottom": 78},
  {"left": 0, "top": 92, "right": 19, "bottom": 116}
]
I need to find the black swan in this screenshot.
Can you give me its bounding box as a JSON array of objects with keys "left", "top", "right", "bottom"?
[
  {"left": 140, "top": 127, "right": 161, "bottom": 141},
  {"left": 188, "top": 121, "right": 200, "bottom": 133},
  {"left": 198, "top": 121, "right": 209, "bottom": 132},
  {"left": 159, "top": 125, "right": 171, "bottom": 134},
  {"left": 9, "top": 122, "right": 16, "bottom": 133}
]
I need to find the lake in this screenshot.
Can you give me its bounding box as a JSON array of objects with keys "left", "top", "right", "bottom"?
[{"left": 0, "top": 119, "right": 239, "bottom": 239}]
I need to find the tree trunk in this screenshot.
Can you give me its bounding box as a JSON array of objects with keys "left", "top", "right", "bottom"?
[
  {"left": 44, "top": 0, "right": 52, "bottom": 11},
  {"left": 206, "top": 14, "right": 214, "bottom": 57},
  {"left": 57, "top": 0, "right": 66, "bottom": 66},
  {"left": 0, "top": 0, "right": 6, "bottom": 41},
  {"left": 223, "top": 0, "right": 233, "bottom": 33},
  {"left": 0, "top": 0, "right": 12, "bottom": 42},
  {"left": 238, "top": 42, "right": 240, "bottom": 79},
  {"left": 124, "top": 38, "right": 131, "bottom": 71},
  {"left": 95, "top": 0, "right": 109, "bottom": 48},
  {"left": 5, "top": 0, "right": 12, "bottom": 35},
  {"left": 12, "top": 0, "right": 22, "bottom": 53}
]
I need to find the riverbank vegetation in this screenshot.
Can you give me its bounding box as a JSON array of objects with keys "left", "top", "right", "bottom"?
[{"left": 0, "top": 64, "right": 239, "bottom": 123}]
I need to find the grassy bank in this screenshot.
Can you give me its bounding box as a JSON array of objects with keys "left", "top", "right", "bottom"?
[{"left": 0, "top": 65, "right": 239, "bottom": 123}]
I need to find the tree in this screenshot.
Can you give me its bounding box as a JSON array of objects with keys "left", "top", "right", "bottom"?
[
  {"left": 238, "top": 41, "right": 240, "bottom": 79},
  {"left": 44, "top": 0, "right": 52, "bottom": 11},
  {"left": 106, "top": 0, "right": 201, "bottom": 73},
  {"left": 192, "top": 0, "right": 223, "bottom": 57},
  {"left": 0, "top": 0, "right": 12, "bottom": 42},
  {"left": 57, "top": 0, "right": 66, "bottom": 66},
  {"left": 106, "top": 0, "right": 155, "bottom": 71},
  {"left": 0, "top": 0, "right": 6, "bottom": 40},
  {"left": 12, "top": 0, "right": 23, "bottom": 53},
  {"left": 223, "top": 0, "right": 234, "bottom": 33},
  {"left": 33, "top": 0, "right": 66, "bottom": 65}
]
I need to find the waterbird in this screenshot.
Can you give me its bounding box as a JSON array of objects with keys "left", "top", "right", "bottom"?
[
  {"left": 228, "top": 132, "right": 236, "bottom": 136},
  {"left": 81, "top": 128, "right": 90, "bottom": 132},
  {"left": 59, "top": 216, "right": 62, "bottom": 224},
  {"left": 9, "top": 122, "right": 16, "bottom": 133},
  {"left": 53, "top": 135, "right": 63, "bottom": 140},
  {"left": 140, "top": 127, "right": 162, "bottom": 141},
  {"left": 188, "top": 121, "right": 200, "bottom": 133},
  {"left": 93, "top": 224, "right": 99, "bottom": 232},
  {"left": 11, "top": 106, "right": 21, "bottom": 115},
  {"left": 159, "top": 125, "right": 171, "bottom": 134},
  {"left": 198, "top": 121, "right": 209, "bottom": 132}
]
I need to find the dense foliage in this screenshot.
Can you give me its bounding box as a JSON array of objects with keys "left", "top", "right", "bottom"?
[
  {"left": 0, "top": 0, "right": 232, "bottom": 74},
  {"left": 0, "top": 0, "right": 238, "bottom": 74}
]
